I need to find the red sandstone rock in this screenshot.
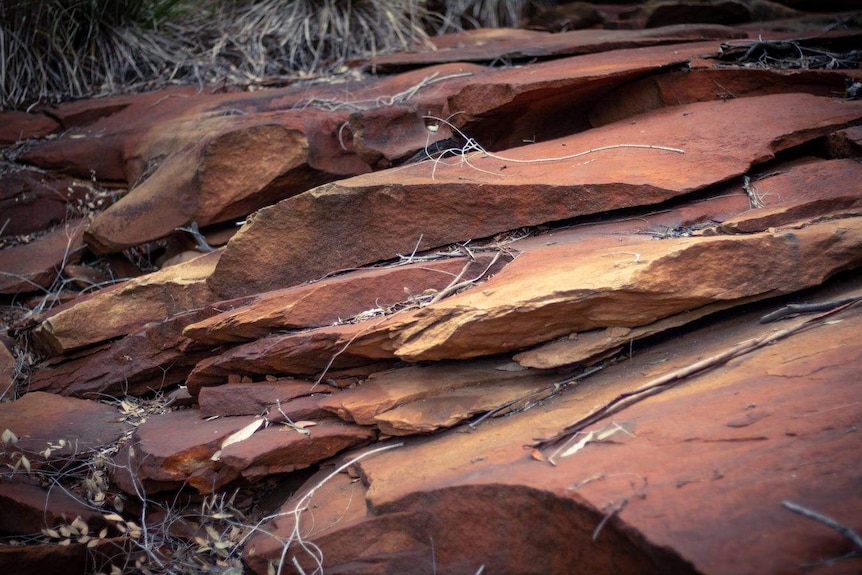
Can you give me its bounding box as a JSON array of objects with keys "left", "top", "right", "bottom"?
[
  {"left": 318, "top": 358, "right": 556, "bottom": 429},
  {"left": 0, "top": 111, "right": 59, "bottom": 144},
  {"left": 184, "top": 321, "right": 398, "bottom": 395},
  {"left": 826, "top": 125, "right": 862, "bottom": 159},
  {"left": 386, "top": 216, "right": 862, "bottom": 362},
  {"left": 197, "top": 380, "right": 322, "bottom": 418},
  {"left": 184, "top": 254, "right": 506, "bottom": 345},
  {"left": 0, "top": 170, "right": 97, "bottom": 238},
  {"left": 111, "top": 408, "right": 375, "bottom": 495},
  {"left": 589, "top": 67, "right": 848, "bottom": 128},
  {"left": 370, "top": 24, "right": 746, "bottom": 70},
  {"left": 244, "top": 281, "right": 862, "bottom": 575},
  {"left": 0, "top": 392, "right": 129, "bottom": 466},
  {"left": 27, "top": 303, "right": 240, "bottom": 398},
  {"left": 5, "top": 19, "right": 862, "bottom": 575},
  {"left": 0, "top": 219, "right": 86, "bottom": 295},
  {"left": 447, "top": 41, "right": 722, "bottom": 149},
  {"left": 83, "top": 117, "right": 324, "bottom": 254},
  {"left": 0, "top": 477, "right": 109, "bottom": 536},
  {"left": 208, "top": 93, "right": 862, "bottom": 298},
  {"left": 15, "top": 65, "right": 487, "bottom": 254},
  {"left": 340, "top": 63, "right": 489, "bottom": 167},
  {"left": 29, "top": 250, "right": 221, "bottom": 357},
  {"left": 717, "top": 159, "right": 862, "bottom": 233},
  {"left": 110, "top": 410, "right": 258, "bottom": 494},
  {"left": 195, "top": 211, "right": 862, "bottom": 383},
  {"left": 219, "top": 418, "right": 376, "bottom": 482}
]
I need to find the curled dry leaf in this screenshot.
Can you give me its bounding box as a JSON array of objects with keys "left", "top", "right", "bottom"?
[
  {"left": 205, "top": 525, "right": 221, "bottom": 541},
  {"left": 71, "top": 516, "right": 88, "bottom": 534},
  {"left": 213, "top": 418, "right": 264, "bottom": 461},
  {"left": 1, "top": 429, "right": 17, "bottom": 445}
]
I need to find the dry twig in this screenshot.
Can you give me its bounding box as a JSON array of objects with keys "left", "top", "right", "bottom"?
[
  {"left": 535, "top": 297, "right": 862, "bottom": 453},
  {"left": 783, "top": 501, "right": 862, "bottom": 560}
]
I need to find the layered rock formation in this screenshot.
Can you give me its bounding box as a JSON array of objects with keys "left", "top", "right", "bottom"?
[{"left": 2, "top": 8, "right": 862, "bottom": 575}]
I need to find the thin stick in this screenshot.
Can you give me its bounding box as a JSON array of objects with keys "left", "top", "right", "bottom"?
[
  {"left": 421, "top": 115, "right": 684, "bottom": 167},
  {"left": 310, "top": 314, "right": 392, "bottom": 391},
  {"left": 536, "top": 299, "right": 861, "bottom": 451},
  {"left": 782, "top": 501, "right": 862, "bottom": 552},
  {"left": 274, "top": 442, "right": 405, "bottom": 575},
  {"left": 592, "top": 500, "right": 627, "bottom": 541},
  {"left": 760, "top": 295, "right": 862, "bottom": 323},
  {"left": 427, "top": 251, "right": 502, "bottom": 305}
]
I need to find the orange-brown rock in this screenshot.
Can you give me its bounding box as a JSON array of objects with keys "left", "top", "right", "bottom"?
[
  {"left": 0, "top": 170, "right": 97, "bottom": 238},
  {"left": 447, "top": 41, "right": 721, "bottom": 149},
  {"left": 14, "top": 64, "right": 486, "bottom": 254},
  {"left": 218, "top": 418, "right": 376, "bottom": 482},
  {"left": 384, "top": 215, "right": 862, "bottom": 362},
  {"left": 318, "top": 358, "right": 557, "bottom": 430},
  {"left": 588, "top": 67, "right": 848, "bottom": 129},
  {"left": 208, "top": 93, "right": 862, "bottom": 298},
  {"left": 0, "top": 392, "right": 129, "bottom": 464},
  {"left": 184, "top": 321, "right": 398, "bottom": 395},
  {"left": 197, "top": 380, "right": 323, "bottom": 418},
  {"left": 244, "top": 281, "right": 862, "bottom": 575},
  {"left": 370, "top": 24, "right": 746, "bottom": 70},
  {"left": 184, "top": 254, "right": 505, "bottom": 345},
  {"left": 27, "top": 304, "right": 237, "bottom": 398},
  {"left": 0, "top": 477, "right": 109, "bottom": 536},
  {"left": 0, "top": 219, "right": 86, "bottom": 295},
  {"left": 29, "top": 250, "right": 221, "bottom": 357},
  {"left": 826, "top": 125, "right": 862, "bottom": 158},
  {"left": 83, "top": 117, "right": 331, "bottom": 254},
  {"left": 194, "top": 192, "right": 862, "bottom": 384},
  {"left": 111, "top": 409, "right": 375, "bottom": 494},
  {"left": 0, "top": 111, "right": 59, "bottom": 144},
  {"left": 111, "top": 410, "right": 258, "bottom": 495},
  {"left": 5, "top": 14, "right": 862, "bottom": 575},
  {"left": 336, "top": 360, "right": 562, "bottom": 436}
]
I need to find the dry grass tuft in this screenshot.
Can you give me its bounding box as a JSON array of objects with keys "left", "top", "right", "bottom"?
[{"left": 1, "top": 0, "right": 536, "bottom": 109}]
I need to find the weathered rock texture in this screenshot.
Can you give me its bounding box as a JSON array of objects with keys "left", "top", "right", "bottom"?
[
  {"left": 29, "top": 251, "right": 221, "bottom": 357},
  {"left": 208, "top": 92, "right": 862, "bottom": 298},
  {"left": 0, "top": 220, "right": 86, "bottom": 295},
  {"left": 2, "top": 11, "right": 862, "bottom": 575},
  {"left": 245, "top": 285, "right": 862, "bottom": 575}
]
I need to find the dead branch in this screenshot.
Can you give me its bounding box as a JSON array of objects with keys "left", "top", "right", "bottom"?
[
  {"left": 783, "top": 500, "right": 862, "bottom": 554},
  {"left": 760, "top": 294, "right": 862, "bottom": 323},
  {"left": 535, "top": 298, "right": 862, "bottom": 452}
]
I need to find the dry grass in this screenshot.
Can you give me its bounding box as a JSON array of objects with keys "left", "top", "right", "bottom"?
[
  {"left": 434, "top": 0, "right": 530, "bottom": 31},
  {"left": 0, "top": 393, "right": 259, "bottom": 574},
  {"left": 1, "top": 0, "right": 536, "bottom": 110},
  {"left": 0, "top": 0, "right": 195, "bottom": 109},
  {"left": 217, "top": 0, "right": 433, "bottom": 81}
]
